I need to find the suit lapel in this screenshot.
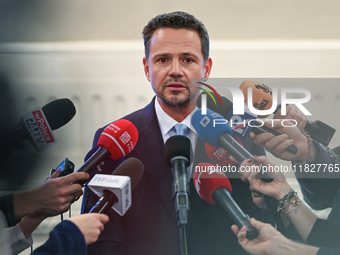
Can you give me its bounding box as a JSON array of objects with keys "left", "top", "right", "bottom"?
[{"left": 130, "top": 98, "right": 177, "bottom": 222}]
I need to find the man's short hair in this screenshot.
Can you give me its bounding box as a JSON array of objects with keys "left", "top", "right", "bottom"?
[{"left": 142, "top": 11, "right": 210, "bottom": 63}]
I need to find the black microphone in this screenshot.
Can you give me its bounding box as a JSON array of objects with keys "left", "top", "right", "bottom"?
[
  {"left": 164, "top": 135, "right": 193, "bottom": 226},
  {"left": 0, "top": 98, "right": 76, "bottom": 156},
  {"left": 89, "top": 157, "right": 144, "bottom": 214}
]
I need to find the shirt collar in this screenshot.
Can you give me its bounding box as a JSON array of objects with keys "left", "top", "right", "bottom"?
[{"left": 154, "top": 98, "right": 196, "bottom": 136}]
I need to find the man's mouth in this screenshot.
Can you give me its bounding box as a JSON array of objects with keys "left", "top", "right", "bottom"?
[{"left": 166, "top": 83, "right": 186, "bottom": 91}]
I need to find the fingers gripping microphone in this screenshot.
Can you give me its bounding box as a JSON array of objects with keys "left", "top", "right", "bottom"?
[
  {"left": 165, "top": 135, "right": 193, "bottom": 226},
  {"left": 196, "top": 92, "right": 298, "bottom": 155},
  {"left": 240, "top": 80, "right": 336, "bottom": 146},
  {"left": 89, "top": 157, "right": 144, "bottom": 215},
  {"left": 193, "top": 163, "right": 259, "bottom": 240},
  {"left": 1, "top": 98, "right": 76, "bottom": 154},
  {"left": 192, "top": 108, "right": 273, "bottom": 182},
  {"left": 76, "top": 119, "right": 139, "bottom": 186}
]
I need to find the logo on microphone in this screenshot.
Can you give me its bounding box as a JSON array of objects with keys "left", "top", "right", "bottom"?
[{"left": 119, "top": 131, "right": 131, "bottom": 145}]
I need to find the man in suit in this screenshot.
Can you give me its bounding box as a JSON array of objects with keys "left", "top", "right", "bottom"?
[{"left": 81, "top": 11, "right": 275, "bottom": 255}]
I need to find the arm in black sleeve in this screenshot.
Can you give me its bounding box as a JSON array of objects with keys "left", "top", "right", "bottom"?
[
  {"left": 295, "top": 142, "right": 340, "bottom": 210},
  {"left": 317, "top": 247, "right": 340, "bottom": 255},
  {"left": 0, "top": 194, "right": 19, "bottom": 227},
  {"left": 307, "top": 218, "right": 340, "bottom": 248}
]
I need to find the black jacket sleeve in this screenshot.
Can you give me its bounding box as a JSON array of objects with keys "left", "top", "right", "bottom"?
[{"left": 307, "top": 218, "right": 340, "bottom": 248}]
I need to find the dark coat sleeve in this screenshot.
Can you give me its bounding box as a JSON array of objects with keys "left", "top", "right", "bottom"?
[
  {"left": 0, "top": 194, "right": 19, "bottom": 227},
  {"left": 307, "top": 218, "right": 340, "bottom": 248},
  {"left": 32, "top": 220, "right": 87, "bottom": 255},
  {"left": 295, "top": 142, "right": 340, "bottom": 210}
]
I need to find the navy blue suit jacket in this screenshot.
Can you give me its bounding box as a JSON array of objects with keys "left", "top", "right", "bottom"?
[{"left": 81, "top": 97, "right": 275, "bottom": 255}]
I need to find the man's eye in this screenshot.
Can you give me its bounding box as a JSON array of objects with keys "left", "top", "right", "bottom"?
[
  {"left": 184, "top": 58, "right": 193, "bottom": 63},
  {"left": 158, "top": 58, "right": 167, "bottom": 63}
]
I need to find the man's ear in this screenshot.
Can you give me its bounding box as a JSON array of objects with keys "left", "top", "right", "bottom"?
[
  {"left": 143, "top": 57, "right": 150, "bottom": 82},
  {"left": 204, "top": 57, "right": 213, "bottom": 81}
]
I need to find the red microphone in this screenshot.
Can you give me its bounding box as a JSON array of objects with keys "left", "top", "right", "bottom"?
[
  {"left": 193, "top": 163, "right": 259, "bottom": 240},
  {"left": 76, "top": 119, "right": 138, "bottom": 185}
]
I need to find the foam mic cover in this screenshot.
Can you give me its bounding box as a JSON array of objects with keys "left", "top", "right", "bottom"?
[
  {"left": 196, "top": 92, "right": 233, "bottom": 116},
  {"left": 164, "top": 135, "right": 192, "bottom": 167},
  {"left": 191, "top": 108, "right": 233, "bottom": 148},
  {"left": 2, "top": 98, "right": 76, "bottom": 152},
  {"left": 41, "top": 98, "right": 76, "bottom": 130},
  {"left": 193, "top": 163, "right": 233, "bottom": 204},
  {"left": 76, "top": 119, "right": 138, "bottom": 185},
  {"left": 98, "top": 119, "right": 139, "bottom": 160},
  {"left": 112, "top": 157, "right": 144, "bottom": 190},
  {"left": 239, "top": 80, "right": 273, "bottom": 117}
]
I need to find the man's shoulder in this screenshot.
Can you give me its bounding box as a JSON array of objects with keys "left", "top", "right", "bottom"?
[{"left": 98, "top": 97, "right": 156, "bottom": 133}]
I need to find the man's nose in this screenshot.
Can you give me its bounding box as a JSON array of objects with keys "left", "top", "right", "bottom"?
[{"left": 168, "top": 59, "right": 183, "bottom": 77}]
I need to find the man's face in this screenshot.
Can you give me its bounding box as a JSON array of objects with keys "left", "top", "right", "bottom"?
[{"left": 143, "top": 28, "right": 212, "bottom": 108}]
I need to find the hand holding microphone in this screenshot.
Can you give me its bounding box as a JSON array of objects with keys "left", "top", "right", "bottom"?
[
  {"left": 240, "top": 80, "right": 336, "bottom": 146},
  {"left": 0, "top": 98, "right": 76, "bottom": 159},
  {"left": 12, "top": 170, "right": 89, "bottom": 220},
  {"left": 196, "top": 91, "right": 298, "bottom": 155},
  {"left": 239, "top": 156, "right": 291, "bottom": 206},
  {"left": 69, "top": 213, "right": 109, "bottom": 245},
  {"left": 191, "top": 108, "right": 272, "bottom": 182},
  {"left": 193, "top": 163, "right": 259, "bottom": 240},
  {"left": 89, "top": 157, "right": 144, "bottom": 215},
  {"left": 249, "top": 119, "right": 315, "bottom": 163},
  {"left": 75, "top": 119, "right": 139, "bottom": 186}
]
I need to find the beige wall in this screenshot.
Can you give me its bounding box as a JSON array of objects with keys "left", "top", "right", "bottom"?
[{"left": 0, "top": 0, "right": 340, "bottom": 42}]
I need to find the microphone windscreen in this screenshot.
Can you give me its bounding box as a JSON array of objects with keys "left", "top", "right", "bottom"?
[
  {"left": 164, "top": 135, "right": 192, "bottom": 167},
  {"left": 112, "top": 157, "right": 144, "bottom": 190},
  {"left": 196, "top": 92, "right": 233, "bottom": 118},
  {"left": 97, "top": 119, "right": 138, "bottom": 160},
  {"left": 191, "top": 108, "right": 233, "bottom": 148},
  {"left": 193, "top": 163, "right": 233, "bottom": 204},
  {"left": 239, "top": 80, "right": 273, "bottom": 117},
  {"left": 42, "top": 98, "right": 76, "bottom": 130}
]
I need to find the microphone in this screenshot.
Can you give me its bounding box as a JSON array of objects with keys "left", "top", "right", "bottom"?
[
  {"left": 239, "top": 80, "right": 274, "bottom": 118},
  {"left": 191, "top": 108, "right": 272, "bottom": 182},
  {"left": 164, "top": 135, "right": 192, "bottom": 226},
  {"left": 240, "top": 80, "right": 336, "bottom": 146},
  {"left": 89, "top": 157, "right": 144, "bottom": 215},
  {"left": 76, "top": 119, "right": 139, "bottom": 186},
  {"left": 196, "top": 92, "right": 298, "bottom": 155},
  {"left": 205, "top": 142, "right": 240, "bottom": 167},
  {"left": 0, "top": 98, "right": 76, "bottom": 155},
  {"left": 193, "top": 163, "right": 259, "bottom": 240}
]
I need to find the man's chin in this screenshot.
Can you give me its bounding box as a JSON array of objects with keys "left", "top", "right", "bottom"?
[{"left": 161, "top": 96, "right": 190, "bottom": 107}]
